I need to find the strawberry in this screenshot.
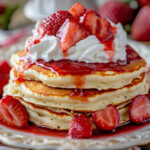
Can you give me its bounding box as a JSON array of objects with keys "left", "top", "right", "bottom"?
[
  {"left": 138, "top": 0, "right": 150, "bottom": 7},
  {"left": 0, "top": 95, "right": 28, "bottom": 128},
  {"left": 97, "top": 18, "right": 113, "bottom": 42},
  {"left": 68, "top": 113, "right": 92, "bottom": 138},
  {"left": 0, "top": 60, "right": 11, "bottom": 74},
  {"left": 56, "top": 18, "right": 88, "bottom": 52},
  {"left": 0, "top": 60, "right": 11, "bottom": 96},
  {"left": 92, "top": 105, "right": 120, "bottom": 131},
  {"left": 131, "top": 6, "right": 150, "bottom": 41},
  {"left": 41, "top": 11, "right": 72, "bottom": 36},
  {"left": 129, "top": 95, "right": 150, "bottom": 123},
  {"left": 99, "top": 0, "right": 134, "bottom": 25},
  {"left": 83, "top": 10, "right": 100, "bottom": 35},
  {"left": 69, "top": 3, "right": 86, "bottom": 20},
  {"left": 83, "top": 10, "right": 113, "bottom": 42}
]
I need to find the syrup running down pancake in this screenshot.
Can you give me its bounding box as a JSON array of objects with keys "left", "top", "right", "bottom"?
[{"left": 11, "top": 46, "right": 146, "bottom": 90}]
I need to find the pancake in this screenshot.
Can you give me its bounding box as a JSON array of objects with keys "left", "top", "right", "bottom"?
[
  {"left": 1, "top": 91, "right": 130, "bottom": 130},
  {"left": 4, "top": 72, "right": 149, "bottom": 111},
  {"left": 11, "top": 50, "right": 147, "bottom": 90}
]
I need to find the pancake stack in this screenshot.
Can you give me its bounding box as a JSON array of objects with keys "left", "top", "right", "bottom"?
[{"left": 4, "top": 46, "right": 149, "bottom": 130}]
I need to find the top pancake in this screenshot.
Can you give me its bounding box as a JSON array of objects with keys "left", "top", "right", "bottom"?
[{"left": 11, "top": 48, "right": 147, "bottom": 90}]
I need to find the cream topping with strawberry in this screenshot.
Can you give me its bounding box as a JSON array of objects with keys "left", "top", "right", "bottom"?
[{"left": 25, "top": 5, "right": 127, "bottom": 63}]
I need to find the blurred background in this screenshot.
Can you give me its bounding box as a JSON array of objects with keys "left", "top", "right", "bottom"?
[
  {"left": 0, "top": 0, "right": 150, "bottom": 149},
  {"left": 0, "top": 0, "right": 150, "bottom": 48}
]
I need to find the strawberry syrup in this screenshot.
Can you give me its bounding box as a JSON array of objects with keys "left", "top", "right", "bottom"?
[
  {"left": 1, "top": 121, "right": 150, "bottom": 139},
  {"left": 15, "top": 46, "right": 142, "bottom": 80}
]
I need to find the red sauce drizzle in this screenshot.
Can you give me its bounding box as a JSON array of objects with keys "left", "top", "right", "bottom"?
[
  {"left": 1, "top": 121, "right": 150, "bottom": 139},
  {"left": 15, "top": 46, "right": 142, "bottom": 82}
]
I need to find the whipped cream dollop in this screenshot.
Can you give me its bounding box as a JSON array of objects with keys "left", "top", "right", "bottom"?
[{"left": 25, "top": 21, "right": 127, "bottom": 63}]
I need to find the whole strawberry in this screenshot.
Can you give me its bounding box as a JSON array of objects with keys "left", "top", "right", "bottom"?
[
  {"left": 131, "top": 5, "right": 150, "bottom": 41},
  {"left": 137, "top": 0, "right": 150, "bottom": 7},
  {"left": 68, "top": 113, "right": 92, "bottom": 139},
  {"left": 99, "top": 0, "right": 134, "bottom": 25}
]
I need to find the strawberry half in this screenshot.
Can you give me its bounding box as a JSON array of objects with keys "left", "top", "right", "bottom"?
[
  {"left": 41, "top": 11, "right": 72, "bottom": 36},
  {"left": 83, "top": 10, "right": 113, "bottom": 42},
  {"left": 96, "top": 18, "right": 113, "bottom": 42},
  {"left": 83, "top": 10, "right": 100, "bottom": 35},
  {"left": 129, "top": 95, "right": 150, "bottom": 123},
  {"left": 0, "top": 95, "right": 28, "bottom": 128},
  {"left": 92, "top": 105, "right": 120, "bottom": 131},
  {"left": 68, "top": 113, "right": 92, "bottom": 139},
  {"left": 69, "top": 3, "right": 86, "bottom": 20},
  {"left": 131, "top": 6, "right": 150, "bottom": 41},
  {"left": 56, "top": 18, "right": 88, "bottom": 53}
]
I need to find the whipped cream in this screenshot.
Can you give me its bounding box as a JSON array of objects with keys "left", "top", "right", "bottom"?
[{"left": 25, "top": 21, "right": 127, "bottom": 63}]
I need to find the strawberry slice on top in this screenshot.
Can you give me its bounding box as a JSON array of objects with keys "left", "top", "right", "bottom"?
[
  {"left": 41, "top": 10, "right": 72, "bottom": 36},
  {"left": 69, "top": 3, "right": 86, "bottom": 21},
  {"left": 56, "top": 18, "right": 88, "bottom": 53},
  {"left": 83, "top": 10, "right": 100, "bottom": 35},
  {"left": 68, "top": 113, "right": 92, "bottom": 139},
  {"left": 83, "top": 10, "right": 113, "bottom": 42},
  {"left": 92, "top": 105, "right": 120, "bottom": 131},
  {"left": 129, "top": 95, "right": 150, "bottom": 124},
  {"left": 0, "top": 95, "right": 28, "bottom": 128}
]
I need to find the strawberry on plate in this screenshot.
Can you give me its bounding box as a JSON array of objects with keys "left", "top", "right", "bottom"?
[
  {"left": 131, "top": 5, "right": 150, "bottom": 41},
  {"left": 69, "top": 3, "right": 86, "bottom": 20},
  {"left": 68, "top": 113, "right": 92, "bottom": 138},
  {"left": 99, "top": 0, "right": 134, "bottom": 25},
  {"left": 0, "top": 95, "right": 28, "bottom": 128},
  {"left": 137, "top": 0, "right": 150, "bottom": 7},
  {"left": 92, "top": 105, "right": 120, "bottom": 131},
  {"left": 41, "top": 10, "right": 72, "bottom": 36},
  {"left": 0, "top": 60, "right": 11, "bottom": 96},
  {"left": 129, "top": 95, "right": 150, "bottom": 123},
  {"left": 56, "top": 18, "right": 88, "bottom": 53}
]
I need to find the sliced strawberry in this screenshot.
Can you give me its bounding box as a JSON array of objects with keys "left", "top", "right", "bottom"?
[
  {"left": 41, "top": 11, "right": 72, "bottom": 36},
  {"left": 131, "top": 6, "right": 150, "bottom": 41},
  {"left": 83, "top": 10, "right": 100, "bottom": 35},
  {"left": 92, "top": 105, "right": 120, "bottom": 131},
  {"left": 69, "top": 3, "right": 86, "bottom": 20},
  {"left": 96, "top": 18, "right": 113, "bottom": 42},
  {"left": 56, "top": 18, "right": 88, "bottom": 53},
  {"left": 129, "top": 95, "right": 150, "bottom": 123},
  {"left": 0, "top": 95, "right": 28, "bottom": 128},
  {"left": 68, "top": 113, "right": 92, "bottom": 138},
  {"left": 83, "top": 10, "right": 113, "bottom": 42}
]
